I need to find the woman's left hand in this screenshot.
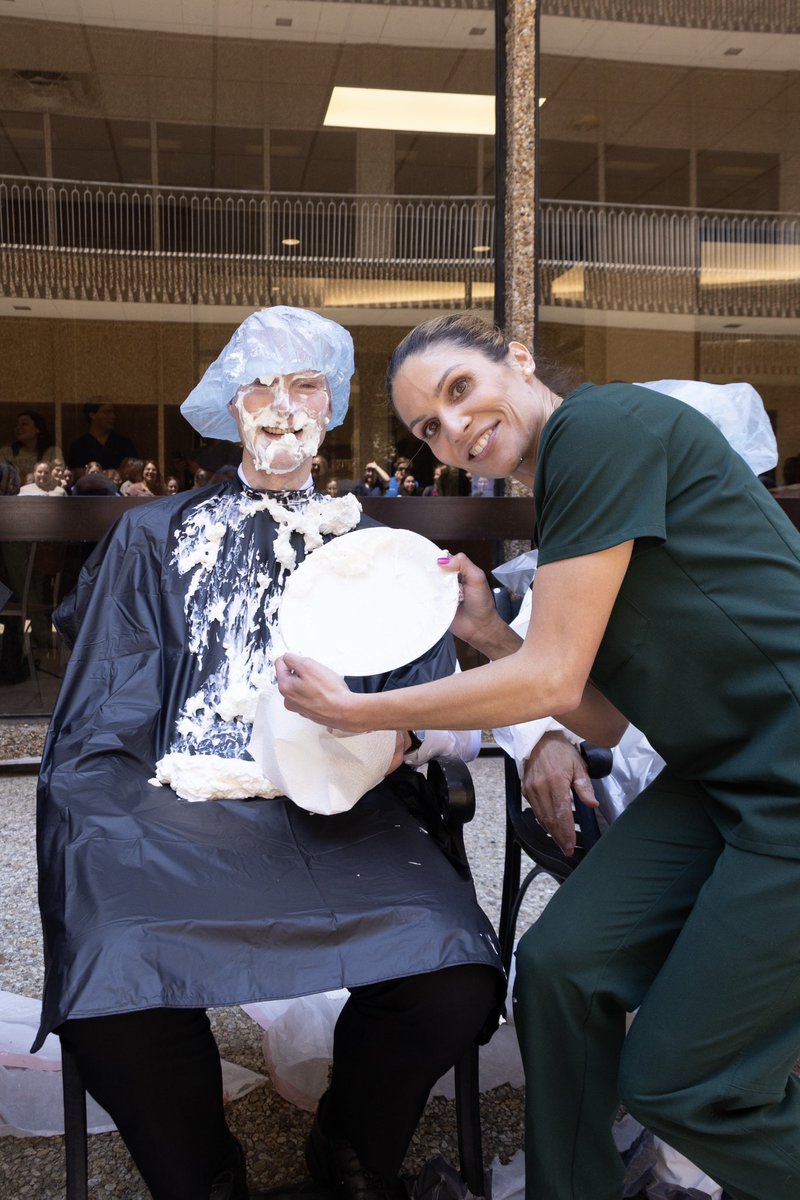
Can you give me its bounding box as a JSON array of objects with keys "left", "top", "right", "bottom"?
[{"left": 275, "top": 653, "right": 368, "bottom": 732}]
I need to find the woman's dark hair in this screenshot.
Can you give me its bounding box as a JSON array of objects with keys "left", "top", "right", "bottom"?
[
  {"left": 386, "top": 312, "right": 581, "bottom": 407},
  {"left": 11, "top": 409, "right": 50, "bottom": 457}
]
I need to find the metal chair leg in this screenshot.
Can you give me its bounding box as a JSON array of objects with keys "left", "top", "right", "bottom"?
[
  {"left": 454, "top": 1043, "right": 486, "bottom": 1196},
  {"left": 62, "top": 1045, "right": 89, "bottom": 1200}
]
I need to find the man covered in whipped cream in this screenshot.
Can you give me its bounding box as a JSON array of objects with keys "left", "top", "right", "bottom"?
[{"left": 35, "top": 307, "right": 502, "bottom": 1200}]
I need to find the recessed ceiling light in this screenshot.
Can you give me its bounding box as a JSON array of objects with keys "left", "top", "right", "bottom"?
[
  {"left": 723, "top": 322, "right": 742, "bottom": 329},
  {"left": 469, "top": 27, "right": 487, "bottom": 36},
  {"left": 472, "top": 245, "right": 492, "bottom": 253},
  {"left": 281, "top": 237, "right": 300, "bottom": 246},
  {"left": 723, "top": 47, "right": 743, "bottom": 56},
  {"left": 13, "top": 303, "right": 32, "bottom": 310},
  {"left": 276, "top": 17, "right": 292, "bottom": 28}
]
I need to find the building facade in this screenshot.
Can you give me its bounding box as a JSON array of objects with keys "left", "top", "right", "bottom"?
[{"left": 0, "top": 0, "right": 798, "bottom": 485}]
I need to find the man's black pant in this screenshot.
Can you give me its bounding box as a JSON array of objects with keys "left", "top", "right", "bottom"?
[{"left": 59, "top": 964, "right": 498, "bottom": 1200}]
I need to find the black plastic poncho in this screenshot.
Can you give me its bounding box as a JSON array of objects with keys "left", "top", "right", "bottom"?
[{"left": 34, "top": 478, "right": 501, "bottom": 1050}]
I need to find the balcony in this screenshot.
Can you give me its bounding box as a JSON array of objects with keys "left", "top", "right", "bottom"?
[{"left": 1, "top": 176, "right": 798, "bottom": 319}]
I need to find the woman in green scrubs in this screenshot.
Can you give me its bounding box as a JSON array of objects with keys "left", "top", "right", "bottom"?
[{"left": 277, "top": 312, "right": 800, "bottom": 1200}]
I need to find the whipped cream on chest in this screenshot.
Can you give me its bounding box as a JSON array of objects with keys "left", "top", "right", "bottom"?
[{"left": 155, "top": 485, "right": 361, "bottom": 801}]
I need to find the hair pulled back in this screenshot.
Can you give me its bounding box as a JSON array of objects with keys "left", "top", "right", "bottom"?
[
  {"left": 386, "top": 313, "right": 508, "bottom": 407},
  {"left": 386, "top": 311, "right": 581, "bottom": 407}
]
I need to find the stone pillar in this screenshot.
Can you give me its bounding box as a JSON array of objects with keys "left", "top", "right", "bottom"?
[
  {"left": 501, "top": 0, "right": 539, "bottom": 515},
  {"left": 502, "top": 0, "right": 539, "bottom": 348}
]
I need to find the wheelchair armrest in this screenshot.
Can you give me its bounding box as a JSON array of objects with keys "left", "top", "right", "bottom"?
[
  {"left": 579, "top": 741, "right": 614, "bottom": 779},
  {"left": 425, "top": 756, "right": 476, "bottom": 830}
]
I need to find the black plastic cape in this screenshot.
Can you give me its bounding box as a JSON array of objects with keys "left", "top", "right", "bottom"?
[{"left": 34, "top": 479, "right": 502, "bottom": 1050}]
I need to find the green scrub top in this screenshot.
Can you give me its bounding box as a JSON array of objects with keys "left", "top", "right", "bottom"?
[{"left": 533, "top": 381, "right": 800, "bottom": 858}]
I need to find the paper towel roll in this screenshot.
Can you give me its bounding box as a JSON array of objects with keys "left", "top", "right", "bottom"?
[{"left": 250, "top": 689, "right": 396, "bottom": 815}]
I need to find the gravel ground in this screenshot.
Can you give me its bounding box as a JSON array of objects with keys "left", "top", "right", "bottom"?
[{"left": 0, "top": 729, "right": 555, "bottom": 1200}]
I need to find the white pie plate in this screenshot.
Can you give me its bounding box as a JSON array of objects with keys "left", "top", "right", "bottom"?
[{"left": 278, "top": 526, "right": 459, "bottom": 676}]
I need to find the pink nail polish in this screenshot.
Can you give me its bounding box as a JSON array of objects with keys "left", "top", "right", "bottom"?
[{"left": 437, "top": 555, "right": 451, "bottom": 564}]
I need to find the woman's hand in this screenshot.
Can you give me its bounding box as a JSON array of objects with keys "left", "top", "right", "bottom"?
[
  {"left": 438, "top": 553, "right": 521, "bottom": 658},
  {"left": 275, "top": 654, "right": 369, "bottom": 732},
  {"left": 521, "top": 731, "right": 599, "bottom": 857}
]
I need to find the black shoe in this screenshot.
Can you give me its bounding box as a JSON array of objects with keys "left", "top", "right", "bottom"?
[
  {"left": 306, "top": 1115, "right": 408, "bottom": 1200},
  {"left": 210, "top": 1137, "right": 249, "bottom": 1200}
]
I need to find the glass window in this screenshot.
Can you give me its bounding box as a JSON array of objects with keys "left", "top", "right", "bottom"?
[
  {"left": 0, "top": 111, "right": 45, "bottom": 177},
  {"left": 270, "top": 130, "right": 357, "bottom": 194},
  {"left": 51, "top": 116, "right": 151, "bottom": 183},
  {"left": 604, "top": 145, "right": 690, "bottom": 208},
  {"left": 697, "top": 150, "right": 780, "bottom": 212}
]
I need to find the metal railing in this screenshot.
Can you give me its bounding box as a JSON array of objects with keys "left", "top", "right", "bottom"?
[{"left": 1, "top": 176, "right": 798, "bottom": 317}]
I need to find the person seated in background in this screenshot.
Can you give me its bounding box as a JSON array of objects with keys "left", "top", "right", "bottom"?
[
  {"left": 384, "top": 455, "right": 412, "bottom": 497},
  {"left": 193, "top": 466, "right": 211, "bottom": 488},
  {"left": 37, "top": 305, "right": 502, "bottom": 1200},
  {"left": 19, "top": 460, "right": 66, "bottom": 496},
  {"left": 166, "top": 475, "right": 180, "bottom": 494},
  {"left": 67, "top": 397, "right": 138, "bottom": 475},
  {"left": 400, "top": 473, "right": 419, "bottom": 496},
  {"left": 126, "top": 458, "right": 166, "bottom": 497},
  {"left": 0, "top": 410, "right": 63, "bottom": 481},
  {"left": 310, "top": 453, "right": 330, "bottom": 492},
  {"left": 354, "top": 462, "right": 388, "bottom": 497},
  {"left": 70, "top": 471, "right": 120, "bottom": 496},
  {"left": 118, "top": 457, "right": 145, "bottom": 495},
  {"left": 326, "top": 478, "right": 339, "bottom": 497},
  {"left": 84, "top": 460, "right": 104, "bottom": 475}
]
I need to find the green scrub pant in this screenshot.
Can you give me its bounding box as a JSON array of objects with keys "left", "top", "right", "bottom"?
[{"left": 513, "top": 771, "right": 800, "bottom": 1200}]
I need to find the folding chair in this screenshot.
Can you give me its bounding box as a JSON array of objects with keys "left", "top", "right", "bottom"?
[{"left": 62, "top": 756, "right": 489, "bottom": 1199}]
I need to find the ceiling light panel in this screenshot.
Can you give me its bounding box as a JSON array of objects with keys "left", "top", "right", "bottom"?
[{"left": 324, "top": 87, "right": 494, "bottom": 136}]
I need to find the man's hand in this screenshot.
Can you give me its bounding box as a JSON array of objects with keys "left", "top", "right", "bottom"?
[
  {"left": 521, "top": 731, "right": 599, "bottom": 857},
  {"left": 387, "top": 731, "right": 413, "bottom": 774}
]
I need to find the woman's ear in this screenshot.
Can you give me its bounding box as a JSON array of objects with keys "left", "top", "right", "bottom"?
[{"left": 508, "top": 340, "right": 535, "bottom": 377}]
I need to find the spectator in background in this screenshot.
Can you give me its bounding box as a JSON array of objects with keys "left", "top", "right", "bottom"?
[
  {"left": 470, "top": 474, "right": 493, "bottom": 497},
  {"left": 0, "top": 410, "right": 63, "bottom": 481},
  {"left": 19, "top": 461, "right": 66, "bottom": 496},
  {"left": 385, "top": 455, "right": 412, "bottom": 497},
  {"left": 71, "top": 472, "right": 120, "bottom": 496},
  {"left": 354, "top": 462, "right": 388, "bottom": 497},
  {"left": 193, "top": 467, "right": 211, "bottom": 489},
  {"left": 326, "top": 479, "right": 339, "bottom": 497},
  {"left": 119, "top": 458, "right": 145, "bottom": 496},
  {"left": 310, "top": 454, "right": 330, "bottom": 492},
  {"left": 139, "top": 460, "right": 167, "bottom": 498},
  {"left": 400, "top": 473, "right": 419, "bottom": 496},
  {"left": 84, "top": 461, "right": 104, "bottom": 475},
  {"left": 166, "top": 476, "right": 180, "bottom": 495},
  {"left": 67, "top": 398, "right": 138, "bottom": 474},
  {"left": 423, "top": 464, "right": 445, "bottom": 496},
  {"left": 0, "top": 462, "right": 21, "bottom": 495}
]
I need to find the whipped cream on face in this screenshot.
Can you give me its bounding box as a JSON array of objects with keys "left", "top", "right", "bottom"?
[
  {"left": 234, "top": 375, "right": 329, "bottom": 475},
  {"left": 155, "top": 483, "right": 361, "bottom": 802}
]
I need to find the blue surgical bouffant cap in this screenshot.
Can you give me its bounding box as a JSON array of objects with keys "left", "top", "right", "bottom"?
[{"left": 181, "top": 306, "right": 355, "bottom": 442}]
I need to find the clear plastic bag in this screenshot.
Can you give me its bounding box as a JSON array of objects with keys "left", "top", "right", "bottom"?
[{"left": 639, "top": 379, "right": 778, "bottom": 476}]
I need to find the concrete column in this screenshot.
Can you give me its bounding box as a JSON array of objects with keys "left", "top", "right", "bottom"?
[
  {"left": 355, "top": 129, "right": 395, "bottom": 259},
  {"left": 502, "top": 0, "right": 539, "bottom": 510},
  {"left": 503, "top": 0, "right": 539, "bottom": 348}
]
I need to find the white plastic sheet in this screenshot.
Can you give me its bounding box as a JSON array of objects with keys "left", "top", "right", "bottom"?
[
  {"left": 639, "top": 378, "right": 778, "bottom": 476},
  {"left": 0, "top": 991, "right": 267, "bottom": 1138}
]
